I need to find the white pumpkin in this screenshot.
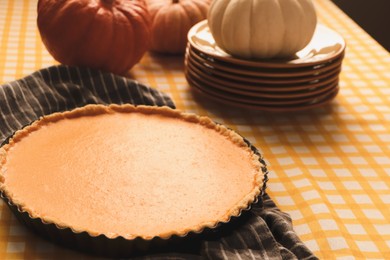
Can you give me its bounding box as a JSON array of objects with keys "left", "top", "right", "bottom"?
[{"left": 207, "top": 0, "right": 317, "bottom": 59}]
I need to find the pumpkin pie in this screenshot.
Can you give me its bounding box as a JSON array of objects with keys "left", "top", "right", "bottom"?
[{"left": 0, "top": 104, "right": 264, "bottom": 241}]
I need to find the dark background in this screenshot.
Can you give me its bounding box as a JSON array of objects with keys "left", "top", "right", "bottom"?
[{"left": 331, "top": 0, "right": 390, "bottom": 52}]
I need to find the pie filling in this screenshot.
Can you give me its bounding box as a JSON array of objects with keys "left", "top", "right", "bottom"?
[{"left": 0, "top": 104, "right": 263, "bottom": 239}]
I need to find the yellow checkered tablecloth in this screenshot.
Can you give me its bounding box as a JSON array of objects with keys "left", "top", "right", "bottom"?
[{"left": 0, "top": 0, "right": 389, "bottom": 259}]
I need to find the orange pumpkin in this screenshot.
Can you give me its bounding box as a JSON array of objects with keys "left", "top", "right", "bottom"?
[
  {"left": 37, "top": 0, "right": 151, "bottom": 74},
  {"left": 147, "top": 0, "right": 211, "bottom": 54}
]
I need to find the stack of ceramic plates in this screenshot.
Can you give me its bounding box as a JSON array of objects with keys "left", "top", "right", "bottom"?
[{"left": 185, "top": 20, "right": 346, "bottom": 112}]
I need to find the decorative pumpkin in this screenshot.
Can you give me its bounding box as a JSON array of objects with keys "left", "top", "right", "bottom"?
[
  {"left": 37, "top": 0, "right": 151, "bottom": 74},
  {"left": 207, "top": 0, "right": 317, "bottom": 59},
  {"left": 147, "top": 0, "right": 211, "bottom": 54}
]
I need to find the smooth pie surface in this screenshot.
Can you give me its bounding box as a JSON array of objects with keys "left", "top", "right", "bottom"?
[{"left": 0, "top": 105, "right": 262, "bottom": 239}]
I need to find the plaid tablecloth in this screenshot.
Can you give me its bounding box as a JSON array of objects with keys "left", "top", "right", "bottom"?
[{"left": 0, "top": 0, "right": 389, "bottom": 259}]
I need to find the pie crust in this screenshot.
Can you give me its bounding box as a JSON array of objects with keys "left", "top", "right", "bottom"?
[{"left": 0, "top": 104, "right": 264, "bottom": 242}]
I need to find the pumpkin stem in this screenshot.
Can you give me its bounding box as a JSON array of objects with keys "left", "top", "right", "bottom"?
[
  {"left": 172, "top": 0, "right": 179, "bottom": 3},
  {"left": 100, "top": 0, "right": 115, "bottom": 6}
]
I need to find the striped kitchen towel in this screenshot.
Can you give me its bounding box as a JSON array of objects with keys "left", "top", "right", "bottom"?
[{"left": 0, "top": 65, "right": 317, "bottom": 260}]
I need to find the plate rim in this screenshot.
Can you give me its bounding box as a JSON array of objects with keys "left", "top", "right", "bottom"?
[
  {"left": 188, "top": 45, "right": 345, "bottom": 78},
  {"left": 186, "top": 53, "right": 341, "bottom": 93},
  {"left": 187, "top": 47, "right": 342, "bottom": 86},
  {"left": 185, "top": 69, "right": 339, "bottom": 106},
  {"left": 188, "top": 20, "right": 346, "bottom": 69},
  {"left": 188, "top": 75, "right": 339, "bottom": 112}
]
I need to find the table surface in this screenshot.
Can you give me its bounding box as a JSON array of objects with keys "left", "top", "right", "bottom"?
[{"left": 0, "top": 0, "right": 389, "bottom": 259}]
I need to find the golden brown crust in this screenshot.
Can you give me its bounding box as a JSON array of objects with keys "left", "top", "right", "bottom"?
[{"left": 0, "top": 104, "right": 264, "bottom": 240}]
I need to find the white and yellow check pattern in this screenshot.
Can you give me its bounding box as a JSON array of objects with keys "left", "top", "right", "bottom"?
[{"left": 1, "top": 0, "right": 389, "bottom": 259}]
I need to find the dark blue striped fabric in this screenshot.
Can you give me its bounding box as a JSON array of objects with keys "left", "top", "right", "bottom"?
[
  {"left": 0, "top": 65, "right": 175, "bottom": 142},
  {"left": 0, "top": 65, "right": 317, "bottom": 260}
]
